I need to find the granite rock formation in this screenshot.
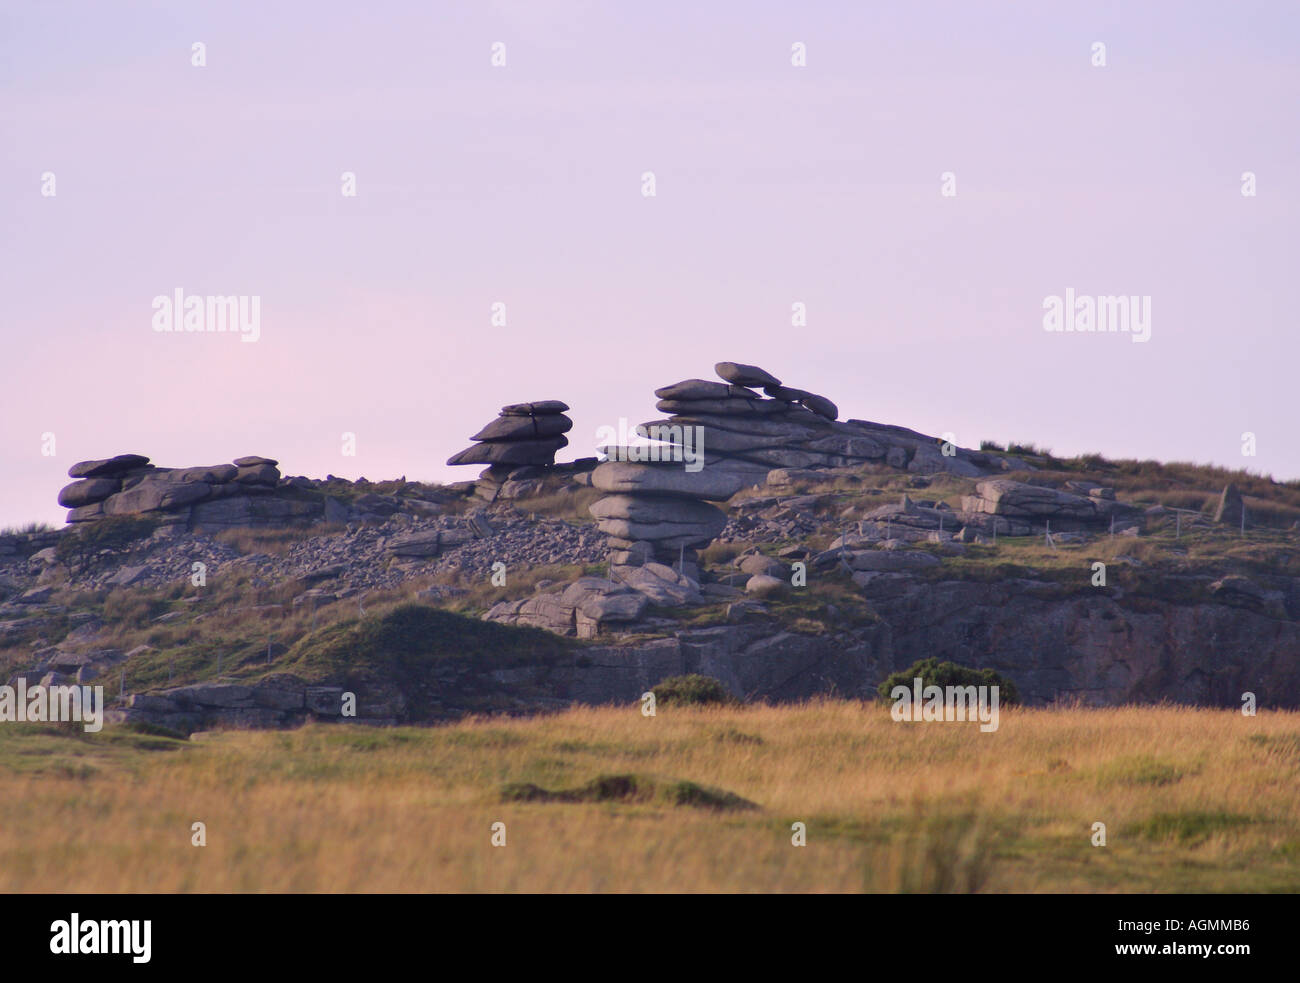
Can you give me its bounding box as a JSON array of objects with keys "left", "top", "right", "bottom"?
[{"left": 446, "top": 400, "right": 582, "bottom": 501}]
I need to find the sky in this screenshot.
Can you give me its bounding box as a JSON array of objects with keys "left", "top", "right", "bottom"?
[{"left": 2, "top": 0, "right": 1298, "bottom": 527}]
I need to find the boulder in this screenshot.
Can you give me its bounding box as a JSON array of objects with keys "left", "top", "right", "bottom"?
[
  {"left": 738, "top": 553, "right": 785, "bottom": 578},
  {"left": 57, "top": 478, "right": 120, "bottom": 508},
  {"left": 471, "top": 414, "right": 572, "bottom": 441},
  {"left": 386, "top": 530, "right": 442, "bottom": 557},
  {"left": 233, "top": 456, "right": 278, "bottom": 467},
  {"left": 800, "top": 393, "right": 838, "bottom": 421},
  {"left": 613, "top": 564, "right": 701, "bottom": 606},
  {"left": 968, "top": 479, "right": 1098, "bottom": 519},
  {"left": 171, "top": 464, "right": 239, "bottom": 484},
  {"left": 68, "top": 454, "right": 150, "bottom": 478},
  {"left": 715, "top": 362, "right": 781, "bottom": 388},
  {"left": 590, "top": 460, "right": 767, "bottom": 501},
  {"left": 745, "top": 574, "right": 785, "bottom": 597},
  {"left": 762, "top": 385, "right": 816, "bottom": 402},
  {"left": 589, "top": 494, "right": 726, "bottom": 527},
  {"left": 577, "top": 592, "right": 648, "bottom": 623},
  {"left": 846, "top": 550, "right": 942, "bottom": 572},
  {"left": 501, "top": 400, "right": 570, "bottom": 416},
  {"left": 654, "top": 379, "right": 759, "bottom": 401},
  {"left": 594, "top": 514, "right": 726, "bottom": 549},
  {"left": 234, "top": 464, "right": 281, "bottom": 485},
  {"left": 102, "top": 480, "right": 212, "bottom": 515},
  {"left": 655, "top": 397, "right": 786, "bottom": 417},
  {"left": 446, "top": 435, "right": 568, "bottom": 466}
]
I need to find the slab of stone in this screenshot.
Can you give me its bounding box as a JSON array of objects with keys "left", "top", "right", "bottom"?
[
  {"left": 103, "top": 480, "right": 212, "bottom": 515},
  {"left": 57, "top": 478, "right": 120, "bottom": 508},
  {"left": 68, "top": 454, "right": 150, "bottom": 478},
  {"left": 715, "top": 362, "right": 781, "bottom": 388},
  {"left": 471, "top": 414, "right": 572, "bottom": 441},
  {"left": 656, "top": 397, "right": 786, "bottom": 417},
  {"left": 591, "top": 460, "right": 768, "bottom": 501},
  {"left": 446, "top": 435, "right": 568, "bottom": 466},
  {"left": 501, "top": 400, "right": 570, "bottom": 416},
  {"left": 654, "top": 379, "right": 760, "bottom": 401}
]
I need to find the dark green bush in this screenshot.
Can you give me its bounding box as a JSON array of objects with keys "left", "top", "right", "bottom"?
[
  {"left": 652, "top": 674, "right": 735, "bottom": 707},
  {"left": 877, "top": 658, "right": 1020, "bottom": 705}
]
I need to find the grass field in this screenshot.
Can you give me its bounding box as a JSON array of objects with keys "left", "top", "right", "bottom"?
[{"left": 2, "top": 702, "right": 1297, "bottom": 893}]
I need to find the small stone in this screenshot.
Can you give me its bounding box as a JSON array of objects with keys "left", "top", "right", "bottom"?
[{"left": 745, "top": 574, "right": 784, "bottom": 597}]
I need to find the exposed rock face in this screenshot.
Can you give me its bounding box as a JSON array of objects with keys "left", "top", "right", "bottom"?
[
  {"left": 960, "top": 479, "right": 1143, "bottom": 533},
  {"left": 67, "top": 454, "right": 150, "bottom": 478},
  {"left": 588, "top": 362, "right": 1023, "bottom": 580},
  {"left": 56, "top": 454, "right": 321, "bottom": 531},
  {"left": 104, "top": 674, "right": 403, "bottom": 732}
]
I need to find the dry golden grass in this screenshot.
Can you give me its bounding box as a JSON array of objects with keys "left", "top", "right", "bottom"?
[{"left": 1, "top": 703, "right": 1297, "bottom": 893}]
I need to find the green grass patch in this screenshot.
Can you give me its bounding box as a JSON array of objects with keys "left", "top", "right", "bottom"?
[
  {"left": 1127, "top": 811, "right": 1256, "bottom": 844},
  {"left": 500, "top": 772, "right": 757, "bottom": 811}
]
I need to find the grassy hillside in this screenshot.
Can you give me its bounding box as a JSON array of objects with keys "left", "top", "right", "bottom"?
[{"left": 1, "top": 703, "right": 1296, "bottom": 892}]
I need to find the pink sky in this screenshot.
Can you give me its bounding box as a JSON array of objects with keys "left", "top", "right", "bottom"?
[{"left": 3, "top": 1, "right": 1298, "bottom": 527}]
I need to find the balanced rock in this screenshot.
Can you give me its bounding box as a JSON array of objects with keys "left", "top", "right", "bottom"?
[
  {"left": 447, "top": 400, "right": 573, "bottom": 472},
  {"left": 591, "top": 458, "right": 765, "bottom": 501},
  {"left": 68, "top": 454, "right": 150, "bottom": 479},
  {"left": 715, "top": 362, "right": 781, "bottom": 388}
]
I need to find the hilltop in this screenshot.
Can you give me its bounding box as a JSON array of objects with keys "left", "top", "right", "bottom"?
[{"left": 2, "top": 361, "right": 1299, "bottom": 732}]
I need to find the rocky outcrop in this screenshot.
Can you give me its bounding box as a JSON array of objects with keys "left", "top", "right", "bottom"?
[
  {"left": 104, "top": 674, "right": 403, "bottom": 732},
  {"left": 587, "top": 361, "right": 1022, "bottom": 581},
  {"left": 960, "top": 479, "right": 1143, "bottom": 533},
  {"left": 105, "top": 575, "right": 1300, "bottom": 733},
  {"left": 447, "top": 400, "right": 576, "bottom": 500},
  {"left": 56, "top": 454, "right": 325, "bottom": 531}
]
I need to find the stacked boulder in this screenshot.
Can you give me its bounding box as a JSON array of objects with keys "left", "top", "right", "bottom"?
[
  {"left": 56, "top": 454, "right": 321, "bottom": 531},
  {"left": 588, "top": 361, "right": 1017, "bottom": 580},
  {"left": 447, "top": 400, "right": 573, "bottom": 500}
]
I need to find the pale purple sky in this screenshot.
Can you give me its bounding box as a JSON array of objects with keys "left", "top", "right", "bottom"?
[{"left": 3, "top": 1, "right": 1298, "bottom": 527}]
